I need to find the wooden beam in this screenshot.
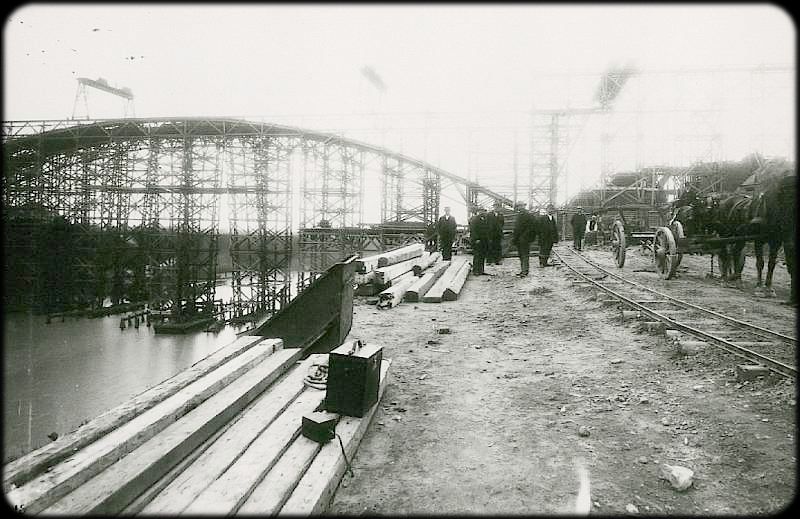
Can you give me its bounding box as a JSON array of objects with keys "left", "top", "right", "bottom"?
[
  {"left": 374, "top": 256, "right": 424, "bottom": 285},
  {"left": 137, "top": 355, "right": 323, "bottom": 514},
  {"left": 2, "top": 335, "right": 272, "bottom": 490},
  {"left": 376, "top": 243, "right": 424, "bottom": 268},
  {"left": 404, "top": 261, "right": 450, "bottom": 302},
  {"left": 236, "top": 436, "right": 322, "bottom": 515},
  {"left": 279, "top": 360, "right": 392, "bottom": 515},
  {"left": 181, "top": 386, "right": 326, "bottom": 514},
  {"left": 377, "top": 275, "right": 419, "bottom": 309},
  {"left": 442, "top": 260, "right": 471, "bottom": 301},
  {"left": 412, "top": 251, "right": 441, "bottom": 275},
  {"left": 40, "top": 348, "right": 303, "bottom": 515},
  {"left": 422, "top": 257, "right": 470, "bottom": 303},
  {"left": 7, "top": 339, "right": 284, "bottom": 514}
]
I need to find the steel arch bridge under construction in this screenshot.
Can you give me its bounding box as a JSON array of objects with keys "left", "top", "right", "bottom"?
[{"left": 2, "top": 117, "right": 511, "bottom": 323}]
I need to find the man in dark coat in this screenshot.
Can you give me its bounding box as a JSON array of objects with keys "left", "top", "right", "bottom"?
[
  {"left": 437, "top": 206, "right": 457, "bottom": 260},
  {"left": 511, "top": 201, "right": 536, "bottom": 277},
  {"left": 468, "top": 206, "right": 489, "bottom": 275},
  {"left": 570, "top": 207, "right": 588, "bottom": 251},
  {"left": 538, "top": 204, "right": 559, "bottom": 267},
  {"left": 485, "top": 201, "right": 505, "bottom": 265}
]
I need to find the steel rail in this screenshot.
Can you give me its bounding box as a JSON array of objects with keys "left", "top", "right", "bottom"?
[
  {"left": 571, "top": 248, "right": 797, "bottom": 345},
  {"left": 553, "top": 248, "right": 796, "bottom": 379}
]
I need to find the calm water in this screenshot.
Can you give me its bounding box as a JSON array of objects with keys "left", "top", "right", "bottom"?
[
  {"left": 2, "top": 309, "right": 246, "bottom": 463},
  {"left": 1, "top": 248, "right": 360, "bottom": 462},
  {"left": 1, "top": 263, "right": 331, "bottom": 463}
]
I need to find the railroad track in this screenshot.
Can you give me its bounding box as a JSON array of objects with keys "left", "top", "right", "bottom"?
[{"left": 552, "top": 246, "right": 797, "bottom": 379}]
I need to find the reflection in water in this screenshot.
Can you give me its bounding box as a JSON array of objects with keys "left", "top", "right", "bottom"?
[
  {"left": 1, "top": 259, "right": 337, "bottom": 463},
  {"left": 2, "top": 311, "right": 242, "bottom": 463},
  {"left": 1, "top": 249, "right": 366, "bottom": 462}
]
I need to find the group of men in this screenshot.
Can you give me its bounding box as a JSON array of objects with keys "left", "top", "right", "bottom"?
[
  {"left": 435, "top": 201, "right": 560, "bottom": 277},
  {"left": 509, "top": 202, "right": 559, "bottom": 276}
]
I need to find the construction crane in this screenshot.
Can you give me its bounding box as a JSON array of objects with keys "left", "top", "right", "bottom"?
[{"left": 72, "top": 77, "right": 135, "bottom": 119}]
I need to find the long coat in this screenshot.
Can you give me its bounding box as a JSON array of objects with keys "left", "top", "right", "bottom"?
[
  {"left": 437, "top": 215, "right": 457, "bottom": 241},
  {"left": 538, "top": 214, "right": 559, "bottom": 247},
  {"left": 468, "top": 213, "right": 489, "bottom": 246},
  {"left": 512, "top": 209, "right": 536, "bottom": 247},
  {"left": 571, "top": 213, "right": 587, "bottom": 234}
]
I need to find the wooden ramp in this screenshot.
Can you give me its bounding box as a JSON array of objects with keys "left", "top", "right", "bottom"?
[{"left": 5, "top": 339, "right": 391, "bottom": 516}]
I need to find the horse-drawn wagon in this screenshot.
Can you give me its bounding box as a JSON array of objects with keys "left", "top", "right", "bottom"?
[{"left": 608, "top": 170, "right": 795, "bottom": 306}]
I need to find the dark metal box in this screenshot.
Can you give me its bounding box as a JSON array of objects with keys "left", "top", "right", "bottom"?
[{"left": 325, "top": 341, "right": 383, "bottom": 417}]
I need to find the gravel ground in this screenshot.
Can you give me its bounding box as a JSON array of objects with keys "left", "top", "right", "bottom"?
[{"left": 328, "top": 243, "right": 796, "bottom": 515}]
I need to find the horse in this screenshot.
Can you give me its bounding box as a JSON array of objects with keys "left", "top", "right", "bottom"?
[
  {"left": 750, "top": 171, "right": 796, "bottom": 304},
  {"left": 708, "top": 193, "right": 760, "bottom": 285},
  {"left": 670, "top": 191, "right": 759, "bottom": 285}
]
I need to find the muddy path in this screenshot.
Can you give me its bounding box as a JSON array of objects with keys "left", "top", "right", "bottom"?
[{"left": 329, "top": 244, "right": 796, "bottom": 515}]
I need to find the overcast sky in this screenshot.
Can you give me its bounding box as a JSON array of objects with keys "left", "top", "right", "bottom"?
[{"left": 3, "top": 3, "right": 795, "bottom": 211}]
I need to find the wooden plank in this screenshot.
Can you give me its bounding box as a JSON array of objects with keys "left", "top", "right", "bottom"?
[
  {"left": 2, "top": 334, "right": 272, "bottom": 490},
  {"left": 236, "top": 436, "right": 322, "bottom": 515},
  {"left": 137, "top": 355, "right": 324, "bottom": 514},
  {"left": 41, "top": 349, "right": 303, "bottom": 515},
  {"left": 442, "top": 260, "right": 471, "bottom": 301},
  {"left": 422, "top": 257, "right": 469, "bottom": 303},
  {"left": 279, "top": 360, "right": 392, "bottom": 515},
  {"left": 404, "top": 261, "right": 451, "bottom": 302},
  {"left": 376, "top": 243, "right": 424, "bottom": 268},
  {"left": 6, "top": 339, "right": 283, "bottom": 514},
  {"left": 181, "top": 387, "right": 326, "bottom": 515}
]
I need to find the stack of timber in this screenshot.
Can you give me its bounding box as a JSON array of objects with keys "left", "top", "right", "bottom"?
[
  {"left": 374, "top": 252, "right": 442, "bottom": 308},
  {"left": 355, "top": 246, "right": 428, "bottom": 296},
  {"left": 4, "top": 335, "right": 392, "bottom": 516},
  {"left": 404, "top": 260, "right": 451, "bottom": 302},
  {"left": 422, "top": 256, "right": 472, "bottom": 303},
  {"left": 354, "top": 243, "right": 424, "bottom": 276}
]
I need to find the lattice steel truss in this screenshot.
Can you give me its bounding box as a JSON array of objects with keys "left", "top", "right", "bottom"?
[
  {"left": 381, "top": 156, "right": 440, "bottom": 224},
  {"left": 4, "top": 118, "right": 512, "bottom": 316}
]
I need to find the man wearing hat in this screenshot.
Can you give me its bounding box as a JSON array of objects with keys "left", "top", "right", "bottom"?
[
  {"left": 468, "top": 205, "right": 489, "bottom": 275},
  {"left": 538, "top": 203, "right": 559, "bottom": 267},
  {"left": 436, "top": 206, "right": 457, "bottom": 260},
  {"left": 511, "top": 201, "right": 536, "bottom": 276},
  {"left": 570, "top": 206, "right": 588, "bottom": 251},
  {"left": 485, "top": 200, "right": 505, "bottom": 265}
]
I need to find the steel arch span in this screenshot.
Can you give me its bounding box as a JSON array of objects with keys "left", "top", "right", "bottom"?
[{"left": 3, "top": 117, "right": 510, "bottom": 321}]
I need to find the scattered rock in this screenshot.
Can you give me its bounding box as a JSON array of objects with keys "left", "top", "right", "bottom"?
[
  {"left": 692, "top": 385, "right": 704, "bottom": 391},
  {"left": 419, "top": 373, "right": 428, "bottom": 380},
  {"left": 610, "top": 359, "right": 624, "bottom": 364},
  {"left": 661, "top": 417, "right": 671, "bottom": 426},
  {"left": 639, "top": 397, "right": 649, "bottom": 404},
  {"left": 660, "top": 464, "right": 694, "bottom": 491},
  {"left": 626, "top": 503, "right": 639, "bottom": 514},
  {"left": 578, "top": 426, "right": 590, "bottom": 437},
  {"left": 638, "top": 456, "right": 648, "bottom": 464}
]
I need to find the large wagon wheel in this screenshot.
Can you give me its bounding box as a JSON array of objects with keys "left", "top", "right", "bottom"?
[
  {"left": 670, "top": 220, "right": 685, "bottom": 269},
  {"left": 653, "top": 226, "right": 679, "bottom": 279},
  {"left": 611, "top": 220, "right": 626, "bottom": 267}
]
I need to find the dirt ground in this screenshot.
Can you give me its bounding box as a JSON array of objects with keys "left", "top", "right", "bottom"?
[{"left": 329, "top": 243, "right": 796, "bottom": 515}]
